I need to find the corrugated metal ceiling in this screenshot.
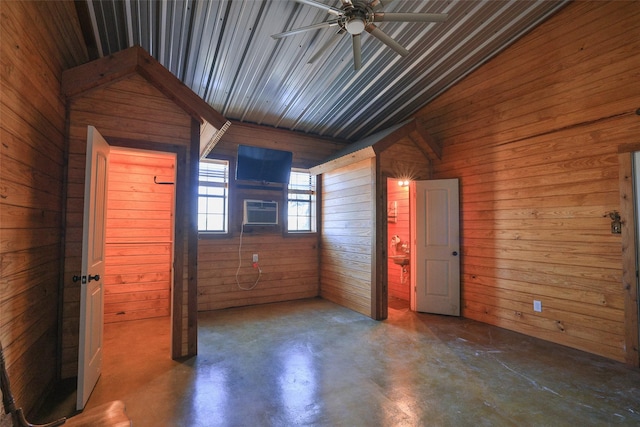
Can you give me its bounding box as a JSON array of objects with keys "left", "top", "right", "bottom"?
[{"left": 82, "top": 0, "right": 569, "bottom": 142}]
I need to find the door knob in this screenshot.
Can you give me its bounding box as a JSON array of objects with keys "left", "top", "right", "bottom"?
[
  {"left": 88, "top": 274, "right": 100, "bottom": 283},
  {"left": 452, "top": 251, "right": 458, "bottom": 256}
]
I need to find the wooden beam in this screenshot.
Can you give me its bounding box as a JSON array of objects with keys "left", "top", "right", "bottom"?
[
  {"left": 62, "top": 46, "right": 229, "bottom": 130},
  {"left": 61, "top": 47, "right": 137, "bottom": 97},
  {"left": 370, "top": 120, "right": 415, "bottom": 154},
  {"left": 411, "top": 119, "right": 442, "bottom": 160},
  {"left": 618, "top": 152, "right": 640, "bottom": 367},
  {"left": 135, "top": 47, "right": 228, "bottom": 129},
  {"left": 310, "top": 120, "right": 420, "bottom": 175},
  {"left": 309, "top": 146, "right": 375, "bottom": 175},
  {"left": 188, "top": 119, "right": 200, "bottom": 357}
]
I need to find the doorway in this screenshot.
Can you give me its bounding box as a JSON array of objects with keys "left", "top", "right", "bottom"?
[
  {"left": 387, "top": 177, "right": 411, "bottom": 312},
  {"left": 103, "top": 147, "right": 176, "bottom": 325},
  {"left": 76, "top": 132, "right": 182, "bottom": 410},
  {"left": 383, "top": 177, "right": 461, "bottom": 318}
]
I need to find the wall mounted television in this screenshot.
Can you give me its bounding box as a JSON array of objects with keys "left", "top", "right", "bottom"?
[{"left": 236, "top": 145, "right": 293, "bottom": 185}]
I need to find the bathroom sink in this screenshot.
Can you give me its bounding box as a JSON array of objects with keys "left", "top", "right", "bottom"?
[{"left": 390, "top": 256, "right": 409, "bottom": 266}]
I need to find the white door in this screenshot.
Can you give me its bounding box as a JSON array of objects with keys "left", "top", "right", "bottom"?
[
  {"left": 77, "top": 126, "right": 110, "bottom": 410},
  {"left": 413, "top": 179, "right": 460, "bottom": 315}
]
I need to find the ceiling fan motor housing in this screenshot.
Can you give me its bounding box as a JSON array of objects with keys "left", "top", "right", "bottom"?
[{"left": 342, "top": 4, "right": 373, "bottom": 35}]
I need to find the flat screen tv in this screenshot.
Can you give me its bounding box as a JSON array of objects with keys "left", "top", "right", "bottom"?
[{"left": 236, "top": 145, "right": 293, "bottom": 185}]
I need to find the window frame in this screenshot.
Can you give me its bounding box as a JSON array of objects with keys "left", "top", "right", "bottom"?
[
  {"left": 286, "top": 168, "right": 317, "bottom": 234},
  {"left": 197, "top": 157, "right": 231, "bottom": 236}
]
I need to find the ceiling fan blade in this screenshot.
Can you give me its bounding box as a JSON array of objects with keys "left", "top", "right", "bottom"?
[
  {"left": 368, "top": 0, "right": 383, "bottom": 10},
  {"left": 352, "top": 33, "right": 362, "bottom": 70},
  {"left": 272, "top": 20, "right": 339, "bottom": 39},
  {"left": 365, "top": 24, "right": 409, "bottom": 56},
  {"left": 308, "top": 29, "right": 345, "bottom": 64},
  {"left": 373, "top": 12, "right": 449, "bottom": 23},
  {"left": 295, "top": 0, "right": 344, "bottom": 16}
]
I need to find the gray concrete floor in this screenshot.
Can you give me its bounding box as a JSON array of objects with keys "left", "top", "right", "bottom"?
[{"left": 49, "top": 298, "right": 640, "bottom": 426}]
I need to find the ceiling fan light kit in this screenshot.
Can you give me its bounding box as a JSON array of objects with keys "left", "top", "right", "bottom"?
[{"left": 272, "top": 0, "right": 448, "bottom": 70}]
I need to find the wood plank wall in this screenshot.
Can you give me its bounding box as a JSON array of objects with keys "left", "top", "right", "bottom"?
[
  {"left": 104, "top": 149, "right": 175, "bottom": 323},
  {"left": 386, "top": 179, "right": 410, "bottom": 301},
  {"left": 198, "top": 122, "right": 347, "bottom": 311},
  {"left": 62, "top": 74, "right": 194, "bottom": 377},
  {"left": 0, "top": 0, "right": 88, "bottom": 416},
  {"left": 416, "top": 1, "right": 640, "bottom": 362},
  {"left": 320, "top": 158, "right": 375, "bottom": 317}
]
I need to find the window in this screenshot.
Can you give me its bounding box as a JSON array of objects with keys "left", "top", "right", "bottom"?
[
  {"left": 288, "top": 170, "right": 316, "bottom": 232},
  {"left": 198, "top": 159, "right": 229, "bottom": 233}
]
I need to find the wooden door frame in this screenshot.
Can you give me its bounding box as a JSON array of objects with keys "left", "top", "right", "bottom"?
[
  {"left": 373, "top": 163, "right": 389, "bottom": 320},
  {"left": 102, "top": 136, "right": 187, "bottom": 360},
  {"left": 374, "top": 171, "right": 392, "bottom": 321},
  {"left": 618, "top": 150, "right": 640, "bottom": 367}
]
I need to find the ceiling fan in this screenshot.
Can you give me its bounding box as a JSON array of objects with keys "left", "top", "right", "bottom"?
[{"left": 272, "top": 0, "right": 448, "bottom": 70}]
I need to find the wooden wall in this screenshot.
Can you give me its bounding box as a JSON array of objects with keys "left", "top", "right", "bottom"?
[
  {"left": 104, "top": 149, "right": 175, "bottom": 323},
  {"left": 416, "top": 1, "right": 640, "bottom": 362},
  {"left": 0, "top": 0, "right": 88, "bottom": 416},
  {"left": 320, "top": 158, "right": 376, "bottom": 317},
  {"left": 387, "top": 179, "right": 410, "bottom": 301},
  {"left": 198, "top": 122, "right": 347, "bottom": 311},
  {"left": 62, "top": 73, "right": 195, "bottom": 377}
]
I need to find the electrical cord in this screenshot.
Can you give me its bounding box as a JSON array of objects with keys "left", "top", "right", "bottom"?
[{"left": 235, "top": 223, "right": 262, "bottom": 290}]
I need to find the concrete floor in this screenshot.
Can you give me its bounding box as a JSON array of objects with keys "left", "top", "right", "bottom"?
[{"left": 44, "top": 298, "right": 640, "bottom": 426}]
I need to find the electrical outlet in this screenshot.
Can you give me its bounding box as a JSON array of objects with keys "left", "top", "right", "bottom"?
[
  {"left": 533, "top": 300, "right": 542, "bottom": 312},
  {"left": 253, "top": 253, "right": 259, "bottom": 263}
]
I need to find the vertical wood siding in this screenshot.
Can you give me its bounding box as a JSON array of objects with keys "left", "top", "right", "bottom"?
[
  {"left": 416, "top": 1, "right": 640, "bottom": 362},
  {"left": 198, "top": 122, "right": 345, "bottom": 310},
  {"left": 104, "top": 149, "right": 175, "bottom": 323},
  {"left": 62, "top": 74, "right": 193, "bottom": 377},
  {"left": 0, "top": 0, "right": 88, "bottom": 416},
  {"left": 320, "top": 159, "right": 375, "bottom": 317}
]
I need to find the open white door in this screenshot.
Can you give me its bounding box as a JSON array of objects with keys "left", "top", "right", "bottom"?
[
  {"left": 77, "top": 126, "right": 110, "bottom": 410},
  {"left": 413, "top": 179, "right": 460, "bottom": 316}
]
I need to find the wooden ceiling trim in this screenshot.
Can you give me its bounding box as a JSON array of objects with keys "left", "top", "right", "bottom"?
[
  {"left": 309, "top": 146, "right": 375, "bottom": 176},
  {"left": 310, "top": 119, "right": 437, "bottom": 175},
  {"left": 61, "top": 45, "right": 229, "bottom": 130},
  {"left": 410, "top": 120, "right": 442, "bottom": 161},
  {"left": 370, "top": 120, "right": 415, "bottom": 155},
  {"left": 61, "top": 46, "right": 137, "bottom": 98}
]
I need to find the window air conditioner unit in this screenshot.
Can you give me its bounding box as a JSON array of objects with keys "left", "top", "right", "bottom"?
[{"left": 243, "top": 200, "right": 278, "bottom": 225}]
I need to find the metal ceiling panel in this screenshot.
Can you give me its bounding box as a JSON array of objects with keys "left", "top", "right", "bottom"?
[{"left": 84, "top": 0, "right": 569, "bottom": 142}]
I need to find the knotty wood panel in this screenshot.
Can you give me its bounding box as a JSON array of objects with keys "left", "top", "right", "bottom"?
[
  {"left": 104, "top": 149, "right": 174, "bottom": 323},
  {"left": 319, "top": 159, "right": 375, "bottom": 317},
  {"left": 198, "top": 124, "right": 345, "bottom": 311},
  {"left": 62, "top": 73, "right": 194, "bottom": 377},
  {"left": 0, "top": 0, "right": 88, "bottom": 417},
  {"left": 416, "top": 1, "right": 640, "bottom": 363},
  {"left": 198, "top": 235, "right": 319, "bottom": 310}
]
